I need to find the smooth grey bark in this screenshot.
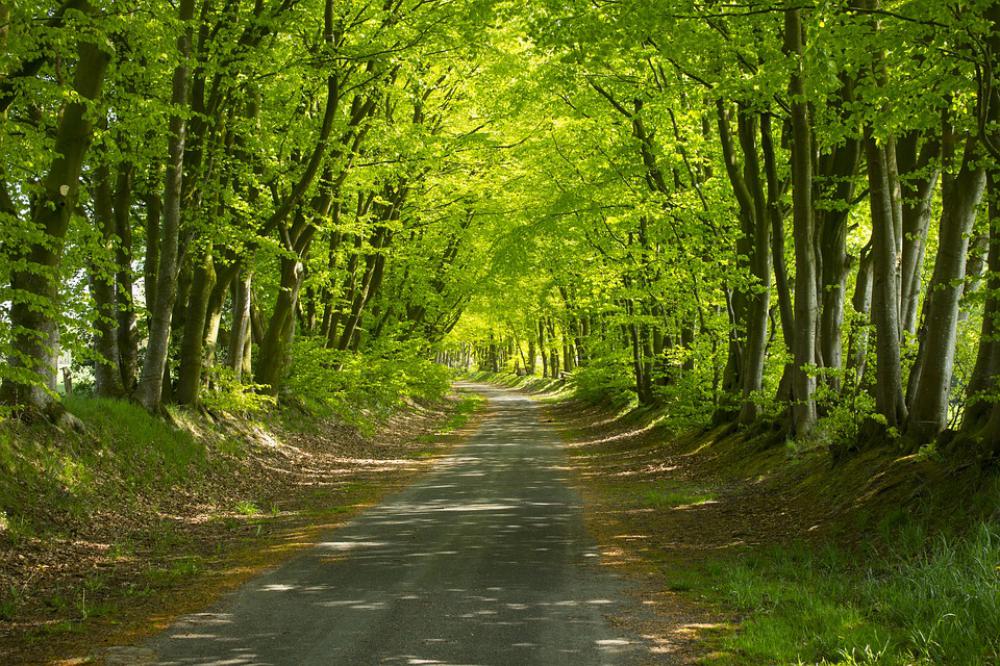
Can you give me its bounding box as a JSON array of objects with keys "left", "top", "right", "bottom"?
[
  {"left": 761, "top": 112, "right": 796, "bottom": 404},
  {"left": 907, "top": 139, "right": 985, "bottom": 442},
  {"left": 785, "top": 5, "right": 818, "bottom": 436},
  {"left": 229, "top": 270, "right": 252, "bottom": 381},
  {"left": 896, "top": 132, "right": 940, "bottom": 335},
  {"left": 202, "top": 263, "right": 239, "bottom": 368},
  {"left": 143, "top": 188, "right": 162, "bottom": 313},
  {"left": 847, "top": 243, "right": 874, "bottom": 383},
  {"left": 864, "top": 132, "right": 907, "bottom": 429},
  {"left": 135, "top": 0, "right": 196, "bottom": 411},
  {"left": 960, "top": 232, "right": 990, "bottom": 323},
  {"left": 886, "top": 138, "right": 905, "bottom": 325}
]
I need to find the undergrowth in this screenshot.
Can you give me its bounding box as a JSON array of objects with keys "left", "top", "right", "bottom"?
[
  {"left": 287, "top": 338, "right": 451, "bottom": 434},
  {"left": 0, "top": 397, "right": 216, "bottom": 529},
  {"left": 684, "top": 514, "right": 1000, "bottom": 666}
]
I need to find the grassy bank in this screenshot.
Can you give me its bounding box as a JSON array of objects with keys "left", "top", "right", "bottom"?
[
  {"left": 0, "top": 389, "right": 484, "bottom": 664},
  {"left": 686, "top": 514, "right": 1000, "bottom": 665}
]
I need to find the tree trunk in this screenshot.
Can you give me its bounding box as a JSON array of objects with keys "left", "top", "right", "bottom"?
[
  {"left": 175, "top": 252, "right": 216, "bottom": 405},
  {"left": 864, "top": 131, "right": 907, "bottom": 429},
  {"left": 143, "top": 189, "right": 162, "bottom": 313},
  {"left": 960, "top": 232, "right": 990, "bottom": 322},
  {"left": 847, "top": 244, "right": 874, "bottom": 383},
  {"left": 737, "top": 112, "right": 771, "bottom": 424},
  {"left": 897, "top": 132, "right": 940, "bottom": 335},
  {"left": 229, "top": 270, "right": 253, "bottom": 381},
  {"left": 135, "top": 0, "right": 196, "bottom": 411},
  {"left": 0, "top": 29, "right": 109, "bottom": 415},
  {"left": 527, "top": 335, "right": 536, "bottom": 375},
  {"left": 907, "top": 140, "right": 985, "bottom": 443},
  {"left": 539, "top": 319, "right": 549, "bottom": 378},
  {"left": 816, "top": 133, "right": 862, "bottom": 390},
  {"left": 963, "top": 174, "right": 1000, "bottom": 439},
  {"left": 201, "top": 265, "right": 237, "bottom": 372},
  {"left": 785, "top": 5, "right": 818, "bottom": 436},
  {"left": 255, "top": 257, "right": 304, "bottom": 394},
  {"left": 89, "top": 164, "right": 125, "bottom": 397},
  {"left": 114, "top": 166, "right": 139, "bottom": 391}
]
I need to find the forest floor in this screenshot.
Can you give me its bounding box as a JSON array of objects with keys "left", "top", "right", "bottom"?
[
  {"left": 0, "top": 391, "right": 483, "bottom": 665},
  {"left": 533, "top": 385, "right": 1000, "bottom": 665}
]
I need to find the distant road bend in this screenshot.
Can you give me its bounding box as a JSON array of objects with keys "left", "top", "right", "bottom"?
[{"left": 144, "top": 383, "right": 644, "bottom": 665}]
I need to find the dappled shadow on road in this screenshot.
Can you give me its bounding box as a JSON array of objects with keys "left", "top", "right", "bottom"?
[{"left": 146, "top": 385, "right": 649, "bottom": 666}]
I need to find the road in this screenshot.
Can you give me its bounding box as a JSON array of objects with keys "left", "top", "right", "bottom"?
[{"left": 143, "top": 384, "right": 643, "bottom": 665}]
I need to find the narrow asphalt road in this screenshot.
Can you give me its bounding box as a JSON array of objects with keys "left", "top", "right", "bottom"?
[{"left": 142, "top": 384, "right": 644, "bottom": 665}]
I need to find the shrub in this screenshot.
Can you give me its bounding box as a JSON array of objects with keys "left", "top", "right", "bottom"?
[
  {"left": 285, "top": 338, "right": 450, "bottom": 433},
  {"left": 200, "top": 366, "right": 277, "bottom": 416}
]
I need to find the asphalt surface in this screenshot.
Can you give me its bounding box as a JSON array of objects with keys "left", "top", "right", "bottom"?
[{"left": 143, "top": 383, "right": 643, "bottom": 665}]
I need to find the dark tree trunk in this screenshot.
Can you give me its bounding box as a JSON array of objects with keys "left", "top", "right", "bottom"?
[
  {"left": 89, "top": 164, "right": 125, "bottom": 398},
  {"left": 847, "top": 244, "right": 874, "bottom": 384},
  {"left": 738, "top": 112, "right": 771, "bottom": 424},
  {"left": 963, "top": 174, "right": 1000, "bottom": 441},
  {"left": 143, "top": 189, "right": 162, "bottom": 314},
  {"left": 114, "top": 166, "right": 139, "bottom": 391},
  {"left": 816, "top": 125, "right": 862, "bottom": 390},
  {"left": 255, "top": 257, "right": 304, "bottom": 393},
  {"left": 175, "top": 253, "right": 216, "bottom": 405}
]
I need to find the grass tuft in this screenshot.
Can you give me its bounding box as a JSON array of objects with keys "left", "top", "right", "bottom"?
[{"left": 695, "top": 521, "right": 1000, "bottom": 665}]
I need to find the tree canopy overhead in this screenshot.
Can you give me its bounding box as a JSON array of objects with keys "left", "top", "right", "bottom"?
[{"left": 4, "top": 0, "right": 1000, "bottom": 454}]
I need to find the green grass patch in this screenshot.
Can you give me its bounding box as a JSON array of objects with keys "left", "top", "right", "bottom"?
[
  {"left": 642, "top": 486, "right": 716, "bottom": 508},
  {"left": 145, "top": 556, "right": 203, "bottom": 587},
  {"left": 0, "top": 396, "right": 248, "bottom": 546},
  {"left": 601, "top": 478, "right": 717, "bottom": 511},
  {"left": 64, "top": 396, "right": 208, "bottom": 483},
  {"left": 438, "top": 394, "right": 484, "bottom": 433},
  {"left": 234, "top": 500, "right": 262, "bottom": 516},
  {"left": 685, "top": 521, "right": 1000, "bottom": 665},
  {"left": 413, "top": 394, "right": 484, "bottom": 450}
]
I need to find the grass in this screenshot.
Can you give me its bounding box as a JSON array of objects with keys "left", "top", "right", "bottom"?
[
  {"left": 597, "top": 478, "right": 717, "bottom": 511},
  {"left": 642, "top": 486, "right": 716, "bottom": 508},
  {"left": 415, "top": 393, "right": 484, "bottom": 449},
  {"left": 529, "top": 366, "right": 1000, "bottom": 665},
  {"left": 234, "top": 500, "right": 262, "bottom": 516},
  {"left": 0, "top": 397, "right": 217, "bottom": 521},
  {"left": 668, "top": 519, "right": 1000, "bottom": 665},
  {"left": 63, "top": 396, "right": 211, "bottom": 483},
  {"left": 439, "top": 394, "right": 484, "bottom": 432}
]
